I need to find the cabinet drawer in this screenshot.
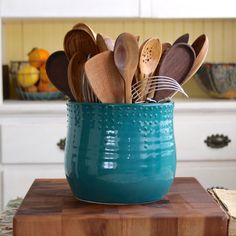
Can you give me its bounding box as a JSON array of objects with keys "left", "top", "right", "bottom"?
[
  {"left": 1, "top": 124, "right": 66, "bottom": 163},
  {"left": 3, "top": 165, "right": 64, "bottom": 207},
  {"left": 174, "top": 113, "right": 236, "bottom": 161}
]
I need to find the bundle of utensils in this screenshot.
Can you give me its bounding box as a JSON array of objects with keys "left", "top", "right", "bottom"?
[{"left": 46, "top": 22, "right": 209, "bottom": 104}]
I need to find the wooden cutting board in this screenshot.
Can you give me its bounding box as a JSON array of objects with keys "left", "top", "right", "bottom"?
[{"left": 13, "top": 178, "right": 228, "bottom": 236}]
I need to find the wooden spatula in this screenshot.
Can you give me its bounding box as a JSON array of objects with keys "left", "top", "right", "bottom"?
[
  {"left": 154, "top": 43, "right": 196, "bottom": 101},
  {"left": 173, "top": 33, "right": 190, "bottom": 45},
  {"left": 46, "top": 51, "right": 74, "bottom": 100},
  {"left": 84, "top": 51, "right": 125, "bottom": 103}
]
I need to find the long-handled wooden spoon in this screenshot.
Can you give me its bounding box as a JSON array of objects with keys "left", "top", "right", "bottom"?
[
  {"left": 96, "top": 33, "right": 109, "bottom": 52},
  {"left": 72, "top": 22, "right": 96, "bottom": 41},
  {"left": 101, "top": 34, "right": 115, "bottom": 51},
  {"left": 84, "top": 51, "right": 125, "bottom": 103},
  {"left": 162, "top": 42, "right": 171, "bottom": 53},
  {"left": 169, "top": 35, "right": 209, "bottom": 99},
  {"left": 184, "top": 34, "right": 209, "bottom": 84},
  {"left": 139, "top": 37, "right": 162, "bottom": 100},
  {"left": 64, "top": 29, "right": 97, "bottom": 60},
  {"left": 154, "top": 43, "right": 196, "bottom": 101},
  {"left": 67, "top": 52, "right": 85, "bottom": 102},
  {"left": 46, "top": 51, "right": 74, "bottom": 100},
  {"left": 114, "top": 32, "right": 139, "bottom": 103}
]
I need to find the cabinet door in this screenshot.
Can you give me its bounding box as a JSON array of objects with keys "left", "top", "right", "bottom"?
[
  {"left": 150, "top": 0, "right": 236, "bottom": 18},
  {"left": 176, "top": 161, "right": 236, "bottom": 189},
  {"left": 3, "top": 165, "right": 65, "bottom": 207},
  {"left": 1, "top": 123, "right": 66, "bottom": 164},
  {"left": 1, "top": 0, "right": 139, "bottom": 18},
  {"left": 0, "top": 171, "right": 3, "bottom": 211}
]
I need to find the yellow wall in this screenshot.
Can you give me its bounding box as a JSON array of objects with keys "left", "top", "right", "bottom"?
[{"left": 3, "top": 19, "right": 236, "bottom": 98}]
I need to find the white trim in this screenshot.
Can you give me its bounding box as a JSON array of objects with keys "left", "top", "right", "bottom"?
[{"left": 0, "top": 99, "right": 236, "bottom": 115}]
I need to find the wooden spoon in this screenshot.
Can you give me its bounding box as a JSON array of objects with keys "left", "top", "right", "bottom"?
[
  {"left": 162, "top": 42, "right": 171, "bottom": 53},
  {"left": 114, "top": 32, "right": 139, "bottom": 103},
  {"left": 184, "top": 34, "right": 209, "bottom": 84},
  {"left": 45, "top": 51, "right": 74, "bottom": 100},
  {"left": 139, "top": 37, "right": 162, "bottom": 100},
  {"left": 169, "top": 35, "right": 209, "bottom": 99},
  {"left": 84, "top": 51, "right": 125, "bottom": 103},
  {"left": 64, "top": 29, "right": 97, "bottom": 60},
  {"left": 67, "top": 52, "right": 85, "bottom": 102},
  {"left": 96, "top": 33, "right": 109, "bottom": 52},
  {"left": 173, "top": 33, "right": 189, "bottom": 45},
  {"left": 72, "top": 22, "right": 96, "bottom": 41},
  {"left": 101, "top": 34, "right": 115, "bottom": 51},
  {"left": 154, "top": 43, "right": 196, "bottom": 101}
]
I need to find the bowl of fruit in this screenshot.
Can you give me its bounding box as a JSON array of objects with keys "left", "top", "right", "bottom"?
[{"left": 10, "top": 48, "right": 65, "bottom": 100}]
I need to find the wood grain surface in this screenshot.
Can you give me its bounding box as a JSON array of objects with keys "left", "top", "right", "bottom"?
[{"left": 13, "top": 178, "right": 228, "bottom": 236}]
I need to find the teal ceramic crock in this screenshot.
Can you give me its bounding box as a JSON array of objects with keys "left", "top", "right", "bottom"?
[{"left": 65, "top": 101, "right": 176, "bottom": 204}]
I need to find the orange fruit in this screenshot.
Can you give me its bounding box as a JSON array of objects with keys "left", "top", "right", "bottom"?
[
  {"left": 28, "top": 48, "right": 49, "bottom": 68},
  {"left": 40, "top": 63, "right": 50, "bottom": 83},
  {"left": 38, "top": 80, "right": 58, "bottom": 92}
]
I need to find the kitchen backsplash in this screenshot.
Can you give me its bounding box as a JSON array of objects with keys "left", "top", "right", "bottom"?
[{"left": 2, "top": 19, "right": 236, "bottom": 98}]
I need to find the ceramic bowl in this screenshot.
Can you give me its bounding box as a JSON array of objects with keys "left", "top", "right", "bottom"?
[
  {"left": 196, "top": 63, "right": 236, "bottom": 99},
  {"left": 65, "top": 101, "right": 176, "bottom": 204}
]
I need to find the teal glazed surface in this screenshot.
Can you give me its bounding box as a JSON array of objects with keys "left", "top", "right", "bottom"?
[{"left": 65, "top": 101, "right": 176, "bottom": 204}]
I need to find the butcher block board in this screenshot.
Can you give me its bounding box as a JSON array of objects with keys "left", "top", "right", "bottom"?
[{"left": 13, "top": 177, "right": 228, "bottom": 236}]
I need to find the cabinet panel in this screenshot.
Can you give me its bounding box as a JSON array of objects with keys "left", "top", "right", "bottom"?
[
  {"left": 1, "top": 123, "right": 66, "bottom": 163},
  {"left": 3, "top": 165, "right": 64, "bottom": 207},
  {"left": 1, "top": 0, "right": 139, "bottom": 18},
  {"left": 176, "top": 161, "right": 236, "bottom": 189},
  {"left": 174, "top": 112, "right": 236, "bottom": 161},
  {"left": 0, "top": 171, "right": 3, "bottom": 211},
  {"left": 151, "top": 0, "right": 236, "bottom": 18}
]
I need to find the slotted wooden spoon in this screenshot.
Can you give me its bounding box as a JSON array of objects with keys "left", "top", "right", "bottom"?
[
  {"left": 84, "top": 51, "right": 125, "bottom": 103},
  {"left": 114, "top": 32, "right": 139, "bottom": 103},
  {"left": 154, "top": 43, "right": 196, "bottom": 101},
  {"left": 45, "top": 50, "right": 74, "bottom": 100},
  {"left": 139, "top": 37, "right": 162, "bottom": 100}
]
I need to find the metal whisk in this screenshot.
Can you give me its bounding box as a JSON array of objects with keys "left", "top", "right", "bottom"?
[{"left": 131, "top": 76, "right": 188, "bottom": 103}]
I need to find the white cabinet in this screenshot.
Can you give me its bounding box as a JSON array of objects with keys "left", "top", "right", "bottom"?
[
  {"left": 141, "top": 0, "right": 236, "bottom": 18},
  {"left": 1, "top": 123, "right": 66, "bottom": 164},
  {"left": 1, "top": 0, "right": 236, "bottom": 19},
  {"left": 0, "top": 0, "right": 139, "bottom": 18},
  {"left": 0, "top": 171, "right": 2, "bottom": 210},
  {"left": 174, "top": 108, "right": 236, "bottom": 161},
  {"left": 176, "top": 160, "right": 236, "bottom": 189},
  {"left": 0, "top": 100, "right": 236, "bottom": 209}
]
